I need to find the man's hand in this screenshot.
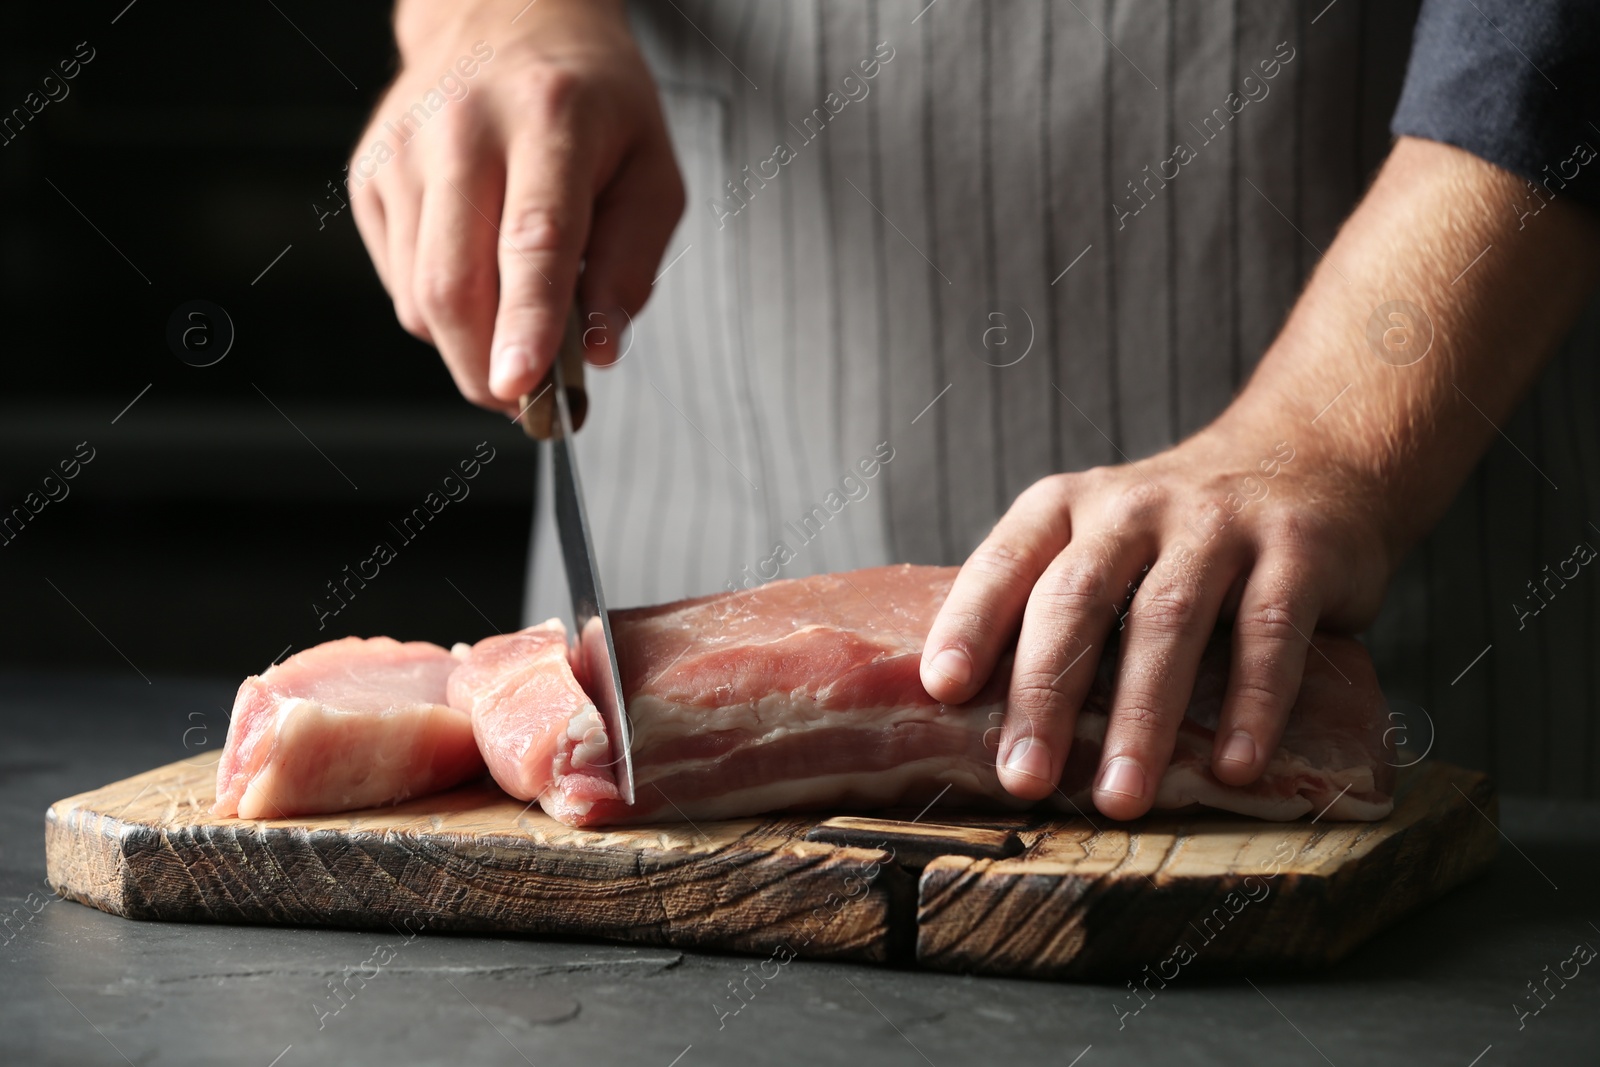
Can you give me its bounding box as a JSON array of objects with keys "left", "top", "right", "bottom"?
[
  {"left": 922, "top": 137, "right": 1600, "bottom": 819},
  {"left": 921, "top": 430, "right": 1390, "bottom": 820},
  {"left": 350, "top": 0, "right": 684, "bottom": 412}
]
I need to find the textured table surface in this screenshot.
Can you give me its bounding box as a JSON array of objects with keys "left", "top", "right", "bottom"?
[{"left": 3, "top": 670, "right": 1597, "bottom": 1067}]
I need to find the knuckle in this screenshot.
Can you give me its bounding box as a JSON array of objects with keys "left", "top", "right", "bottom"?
[
  {"left": 1109, "top": 701, "right": 1167, "bottom": 738},
  {"left": 1108, "top": 481, "right": 1167, "bottom": 527},
  {"left": 1020, "top": 472, "right": 1074, "bottom": 508},
  {"left": 1007, "top": 675, "right": 1063, "bottom": 718},
  {"left": 1075, "top": 465, "right": 1116, "bottom": 489},
  {"left": 966, "top": 539, "right": 1045, "bottom": 588},
  {"left": 415, "top": 264, "right": 492, "bottom": 321},
  {"left": 1228, "top": 677, "right": 1292, "bottom": 715},
  {"left": 520, "top": 65, "right": 585, "bottom": 117},
  {"left": 1038, "top": 563, "right": 1108, "bottom": 616},
  {"left": 935, "top": 605, "right": 989, "bottom": 643},
  {"left": 1263, "top": 510, "right": 1320, "bottom": 551},
  {"left": 501, "top": 205, "right": 571, "bottom": 255},
  {"left": 1130, "top": 581, "right": 1201, "bottom": 632},
  {"left": 1233, "top": 601, "right": 1304, "bottom": 644}
]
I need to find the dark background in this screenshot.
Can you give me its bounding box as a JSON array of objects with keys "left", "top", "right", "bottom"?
[{"left": 0, "top": 1, "right": 535, "bottom": 678}]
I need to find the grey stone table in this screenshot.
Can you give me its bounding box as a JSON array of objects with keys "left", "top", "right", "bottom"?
[{"left": 3, "top": 671, "right": 1598, "bottom": 1067}]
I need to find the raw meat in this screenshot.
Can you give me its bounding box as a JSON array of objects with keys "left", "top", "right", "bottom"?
[
  {"left": 529, "top": 564, "right": 1394, "bottom": 827},
  {"left": 446, "top": 619, "right": 621, "bottom": 822},
  {"left": 213, "top": 637, "right": 483, "bottom": 820}
]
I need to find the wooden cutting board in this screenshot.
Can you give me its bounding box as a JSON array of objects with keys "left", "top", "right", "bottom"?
[{"left": 44, "top": 757, "right": 1498, "bottom": 979}]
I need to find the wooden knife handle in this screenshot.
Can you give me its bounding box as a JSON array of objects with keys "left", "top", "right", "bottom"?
[{"left": 516, "top": 308, "right": 588, "bottom": 440}]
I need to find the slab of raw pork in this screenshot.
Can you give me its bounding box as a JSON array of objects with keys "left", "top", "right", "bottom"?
[
  {"left": 213, "top": 637, "right": 484, "bottom": 820},
  {"left": 446, "top": 619, "right": 621, "bottom": 822},
  {"left": 522, "top": 564, "right": 1394, "bottom": 827}
]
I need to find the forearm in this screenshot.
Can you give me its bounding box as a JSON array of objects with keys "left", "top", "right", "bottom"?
[{"left": 1218, "top": 135, "right": 1600, "bottom": 570}]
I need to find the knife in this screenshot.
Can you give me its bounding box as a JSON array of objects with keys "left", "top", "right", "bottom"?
[{"left": 517, "top": 313, "right": 636, "bottom": 805}]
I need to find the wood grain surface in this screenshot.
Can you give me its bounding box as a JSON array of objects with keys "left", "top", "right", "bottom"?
[
  {"left": 44, "top": 757, "right": 1498, "bottom": 980},
  {"left": 917, "top": 761, "right": 1501, "bottom": 978}
]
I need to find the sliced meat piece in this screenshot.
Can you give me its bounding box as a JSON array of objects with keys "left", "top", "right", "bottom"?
[
  {"left": 213, "top": 637, "right": 483, "bottom": 820},
  {"left": 540, "top": 564, "right": 1394, "bottom": 827},
  {"left": 446, "top": 619, "right": 621, "bottom": 820}
]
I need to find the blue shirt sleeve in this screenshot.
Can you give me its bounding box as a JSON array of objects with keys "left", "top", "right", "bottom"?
[{"left": 1391, "top": 0, "right": 1600, "bottom": 210}]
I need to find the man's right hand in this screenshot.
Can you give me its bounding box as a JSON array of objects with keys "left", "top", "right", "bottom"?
[{"left": 351, "top": 0, "right": 685, "bottom": 413}]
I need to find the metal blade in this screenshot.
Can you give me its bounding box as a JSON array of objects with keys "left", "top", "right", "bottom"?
[{"left": 550, "top": 355, "right": 635, "bottom": 805}]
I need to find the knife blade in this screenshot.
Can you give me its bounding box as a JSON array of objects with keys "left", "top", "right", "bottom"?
[{"left": 519, "top": 315, "right": 636, "bottom": 805}]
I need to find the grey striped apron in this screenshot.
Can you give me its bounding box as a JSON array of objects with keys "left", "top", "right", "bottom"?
[{"left": 525, "top": 0, "right": 1600, "bottom": 799}]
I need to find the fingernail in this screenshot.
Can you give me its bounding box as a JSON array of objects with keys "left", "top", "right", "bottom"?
[
  {"left": 489, "top": 344, "right": 533, "bottom": 396},
  {"left": 928, "top": 648, "right": 971, "bottom": 690},
  {"left": 1219, "top": 730, "right": 1256, "bottom": 768},
  {"left": 1003, "top": 737, "right": 1051, "bottom": 782},
  {"left": 1096, "top": 756, "right": 1145, "bottom": 800}
]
